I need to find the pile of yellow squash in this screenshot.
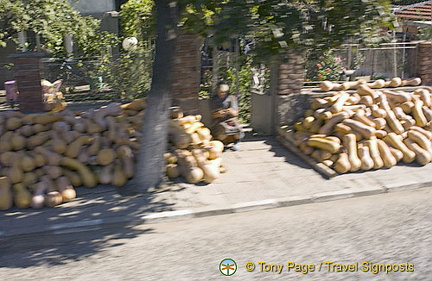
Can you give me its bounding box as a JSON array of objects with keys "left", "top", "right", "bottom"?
[
  {"left": 0, "top": 98, "right": 146, "bottom": 210},
  {"left": 281, "top": 77, "right": 432, "bottom": 174},
  {"left": 165, "top": 107, "right": 225, "bottom": 184}
]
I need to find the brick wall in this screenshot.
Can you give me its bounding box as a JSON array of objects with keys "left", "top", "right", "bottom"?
[
  {"left": 9, "top": 52, "right": 46, "bottom": 113},
  {"left": 417, "top": 42, "right": 432, "bottom": 86},
  {"left": 171, "top": 31, "right": 202, "bottom": 115},
  {"left": 275, "top": 50, "right": 306, "bottom": 127}
]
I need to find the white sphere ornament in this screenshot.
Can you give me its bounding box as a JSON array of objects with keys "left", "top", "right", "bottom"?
[{"left": 122, "top": 37, "right": 138, "bottom": 51}]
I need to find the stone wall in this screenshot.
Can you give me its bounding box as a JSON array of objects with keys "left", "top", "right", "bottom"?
[
  {"left": 417, "top": 42, "right": 432, "bottom": 86},
  {"left": 171, "top": 31, "right": 202, "bottom": 115}
]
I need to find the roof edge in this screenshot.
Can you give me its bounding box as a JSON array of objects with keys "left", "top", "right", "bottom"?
[{"left": 394, "top": 0, "right": 432, "bottom": 13}]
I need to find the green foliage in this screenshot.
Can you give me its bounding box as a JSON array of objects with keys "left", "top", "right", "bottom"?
[
  {"left": 102, "top": 47, "right": 153, "bottom": 99},
  {"left": 184, "top": 0, "right": 396, "bottom": 61},
  {"left": 0, "top": 0, "right": 116, "bottom": 57},
  {"left": 120, "top": 0, "right": 154, "bottom": 39},
  {"left": 418, "top": 25, "right": 432, "bottom": 41}
]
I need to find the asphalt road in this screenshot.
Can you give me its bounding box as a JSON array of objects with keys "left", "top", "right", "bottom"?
[{"left": 1, "top": 187, "right": 431, "bottom": 281}]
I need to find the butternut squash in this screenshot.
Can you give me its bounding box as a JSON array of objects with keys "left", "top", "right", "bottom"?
[
  {"left": 384, "top": 133, "right": 416, "bottom": 163},
  {"left": 358, "top": 146, "right": 374, "bottom": 171},
  {"left": 341, "top": 79, "right": 365, "bottom": 90},
  {"left": 309, "top": 117, "right": 325, "bottom": 133},
  {"left": 62, "top": 169, "right": 82, "bottom": 187},
  {"left": 422, "top": 106, "right": 432, "bottom": 122},
  {"left": 166, "top": 164, "right": 181, "bottom": 179},
  {"left": 60, "top": 157, "right": 97, "bottom": 188},
  {"left": 117, "top": 145, "right": 134, "bottom": 179},
  {"left": 13, "top": 183, "right": 31, "bottom": 209},
  {"left": 357, "top": 84, "right": 379, "bottom": 99},
  {"left": 45, "top": 191, "right": 63, "bottom": 208},
  {"left": 401, "top": 77, "right": 421, "bottom": 87},
  {"left": 343, "top": 134, "right": 362, "bottom": 172},
  {"left": 330, "top": 92, "right": 350, "bottom": 113},
  {"left": 409, "top": 126, "right": 432, "bottom": 140},
  {"left": 353, "top": 109, "right": 376, "bottom": 128},
  {"left": 306, "top": 138, "right": 340, "bottom": 154},
  {"left": 27, "top": 132, "right": 51, "bottom": 149},
  {"left": 407, "top": 130, "right": 432, "bottom": 151},
  {"left": 185, "top": 167, "right": 204, "bottom": 184},
  {"left": 97, "top": 148, "right": 116, "bottom": 166},
  {"left": 31, "top": 177, "right": 51, "bottom": 209},
  {"left": 389, "top": 147, "right": 404, "bottom": 162},
  {"left": 377, "top": 139, "right": 397, "bottom": 168},
  {"left": 358, "top": 95, "right": 374, "bottom": 106},
  {"left": 377, "top": 94, "right": 405, "bottom": 135},
  {"left": 400, "top": 101, "right": 414, "bottom": 114},
  {"left": 320, "top": 81, "right": 341, "bottom": 92},
  {"left": 370, "top": 104, "right": 387, "bottom": 118},
  {"left": 34, "top": 146, "right": 61, "bottom": 166},
  {"left": 414, "top": 88, "right": 431, "bottom": 107},
  {"left": 382, "top": 90, "right": 412, "bottom": 103},
  {"left": 311, "top": 98, "right": 329, "bottom": 110},
  {"left": 412, "top": 100, "right": 428, "bottom": 127},
  {"left": 112, "top": 162, "right": 128, "bottom": 187},
  {"left": 403, "top": 138, "right": 432, "bottom": 165},
  {"left": 21, "top": 154, "right": 36, "bottom": 172},
  {"left": 385, "top": 77, "right": 402, "bottom": 88},
  {"left": 375, "top": 130, "right": 388, "bottom": 139},
  {"left": 366, "top": 79, "right": 386, "bottom": 89},
  {"left": 365, "top": 137, "right": 384, "bottom": 169},
  {"left": 43, "top": 165, "right": 63, "bottom": 180},
  {"left": 342, "top": 119, "right": 375, "bottom": 139},
  {"left": 65, "top": 135, "right": 92, "bottom": 158},
  {"left": 334, "top": 152, "right": 351, "bottom": 174},
  {"left": 34, "top": 113, "right": 62, "bottom": 125},
  {"left": 19, "top": 125, "right": 34, "bottom": 137},
  {"left": 5, "top": 116, "right": 23, "bottom": 131},
  {"left": 121, "top": 98, "right": 147, "bottom": 111},
  {"left": 0, "top": 177, "right": 13, "bottom": 210},
  {"left": 318, "top": 111, "right": 350, "bottom": 135}
]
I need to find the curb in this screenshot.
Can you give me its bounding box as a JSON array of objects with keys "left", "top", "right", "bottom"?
[{"left": 1, "top": 182, "right": 431, "bottom": 239}]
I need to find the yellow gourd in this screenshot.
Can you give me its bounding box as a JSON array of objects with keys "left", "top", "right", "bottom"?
[
  {"left": 55, "top": 176, "right": 76, "bottom": 202},
  {"left": 403, "top": 139, "right": 432, "bottom": 165},
  {"left": 60, "top": 157, "right": 97, "bottom": 188},
  {"left": 365, "top": 137, "right": 384, "bottom": 169},
  {"left": 384, "top": 133, "right": 416, "bottom": 164},
  {"left": 334, "top": 152, "right": 351, "bottom": 174},
  {"left": 0, "top": 177, "right": 13, "bottom": 210},
  {"left": 13, "top": 183, "right": 31, "bottom": 209},
  {"left": 358, "top": 146, "right": 374, "bottom": 171},
  {"left": 343, "top": 134, "right": 362, "bottom": 172},
  {"left": 97, "top": 148, "right": 116, "bottom": 166}
]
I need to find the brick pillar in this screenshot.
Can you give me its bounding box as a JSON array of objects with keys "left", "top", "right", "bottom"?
[
  {"left": 274, "top": 50, "right": 306, "bottom": 127},
  {"left": 9, "top": 52, "right": 46, "bottom": 113},
  {"left": 417, "top": 42, "right": 432, "bottom": 86},
  {"left": 171, "top": 31, "right": 202, "bottom": 115}
]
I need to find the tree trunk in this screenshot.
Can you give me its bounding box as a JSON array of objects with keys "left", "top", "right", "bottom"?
[{"left": 121, "top": 0, "right": 182, "bottom": 195}]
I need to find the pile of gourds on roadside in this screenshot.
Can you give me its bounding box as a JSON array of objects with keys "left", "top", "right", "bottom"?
[
  {"left": 0, "top": 98, "right": 146, "bottom": 210},
  {"left": 281, "top": 77, "right": 432, "bottom": 174},
  {"left": 165, "top": 107, "right": 225, "bottom": 184}
]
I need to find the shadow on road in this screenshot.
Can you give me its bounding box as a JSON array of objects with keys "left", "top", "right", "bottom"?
[{"left": 0, "top": 184, "right": 175, "bottom": 268}]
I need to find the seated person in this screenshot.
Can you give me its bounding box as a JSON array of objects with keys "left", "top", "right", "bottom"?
[{"left": 210, "top": 81, "right": 243, "bottom": 150}]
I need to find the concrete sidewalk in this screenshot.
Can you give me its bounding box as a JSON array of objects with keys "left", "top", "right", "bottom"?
[{"left": 2, "top": 132, "right": 432, "bottom": 238}]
